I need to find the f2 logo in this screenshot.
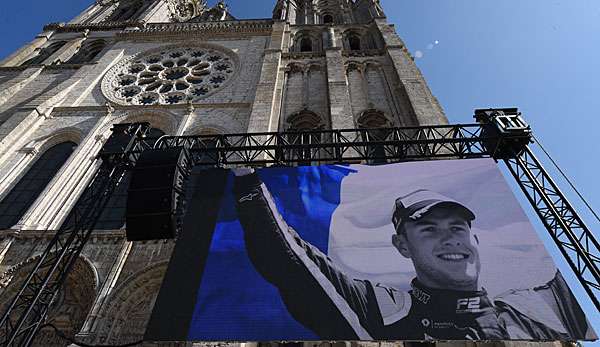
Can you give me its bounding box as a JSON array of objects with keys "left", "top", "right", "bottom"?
[{"left": 456, "top": 297, "right": 480, "bottom": 312}]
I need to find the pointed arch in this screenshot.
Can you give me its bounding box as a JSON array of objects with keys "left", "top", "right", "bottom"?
[
  {"left": 183, "top": 125, "right": 227, "bottom": 136},
  {"left": 285, "top": 110, "right": 324, "bottom": 164},
  {"left": 109, "top": 109, "right": 179, "bottom": 135},
  {"left": 287, "top": 109, "right": 323, "bottom": 131},
  {"left": 0, "top": 255, "right": 97, "bottom": 345},
  {"left": 322, "top": 13, "right": 334, "bottom": 24},
  {"left": 343, "top": 28, "right": 379, "bottom": 52},
  {"left": 106, "top": 0, "right": 144, "bottom": 22},
  {"left": 66, "top": 39, "right": 107, "bottom": 64},
  {"left": 300, "top": 37, "right": 313, "bottom": 52},
  {"left": 24, "top": 127, "right": 84, "bottom": 154},
  {"left": 345, "top": 61, "right": 363, "bottom": 74},
  {"left": 292, "top": 30, "right": 322, "bottom": 53},
  {"left": 357, "top": 109, "right": 392, "bottom": 130},
  {"left": 93, "top": 262, "right": 168, "bottom": 345},
  {"left": 348, "top": 34, "right": 361, "bottom": 51},
  {"left": 357, "top": 110, "right": 392, "bottom": 164},
  {"left": 0, "top": 141, "right": 77, "bottom": 229}
]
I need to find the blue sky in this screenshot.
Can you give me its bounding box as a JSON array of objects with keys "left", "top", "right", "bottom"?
[{"left": 1, "top": 0, "right": 598, "bottom": 342}]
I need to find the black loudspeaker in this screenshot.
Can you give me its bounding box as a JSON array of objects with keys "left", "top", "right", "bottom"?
[
  {"left": 99, "top": 123, "right": 150, "bottom": 162},
  {"left": 126, "top": 147, "right": 191, "bottom": 241}
]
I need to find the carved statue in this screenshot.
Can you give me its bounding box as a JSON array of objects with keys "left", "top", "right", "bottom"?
[
  {"left": 186, "top": 0, "right": 235, "bottom": 22},
  {"left": 166, "top": 0, "right": 207, "bottom": 22}
]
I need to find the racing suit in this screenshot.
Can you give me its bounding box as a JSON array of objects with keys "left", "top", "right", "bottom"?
[{"left": 234, "top": 172, "right": 594, "bottom": 341}]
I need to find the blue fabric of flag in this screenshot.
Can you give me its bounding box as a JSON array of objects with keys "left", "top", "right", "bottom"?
[{"left": 187, "top": 165, "right": 354, "bottom": 341}]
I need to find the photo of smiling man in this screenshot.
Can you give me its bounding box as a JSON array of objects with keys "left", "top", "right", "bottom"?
[{"left": 232, "top": 160, "right": 596, "bottom": 341}]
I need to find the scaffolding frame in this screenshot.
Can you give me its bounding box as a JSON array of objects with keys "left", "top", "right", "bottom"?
[{"left": 0, "top": 109, "right": 598, "bottom": 346}]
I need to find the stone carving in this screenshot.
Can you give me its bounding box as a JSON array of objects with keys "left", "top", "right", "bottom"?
[
  {"left": 93, "top": 262, "right": 168, "bottom": 344},
  {"left": 101, "top": 44, "right": 237, "bottom": 105},
  {"left": 167, "top": 0, "right": 207, "bottom": 22},
  {"left": 0, "top": 255, "right": 97, "bottom": 346},
  {"left": 188, "top": 0, "right": 234, "bottom": 22}
]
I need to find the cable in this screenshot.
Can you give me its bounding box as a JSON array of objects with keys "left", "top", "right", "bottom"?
[
  {"left": 44, "top": 323, "right": 143, "bottom": 347},
  {"left": 533, "top": 134, "right": 600, "bottom": 224}
]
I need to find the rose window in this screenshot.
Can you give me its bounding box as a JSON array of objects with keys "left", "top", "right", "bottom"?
[{"left": 102, "top": 46, "right": 236, "bottom": 105}]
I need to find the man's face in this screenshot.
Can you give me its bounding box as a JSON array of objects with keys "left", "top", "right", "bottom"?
[{"left": 392, "top": 206, "right": 481, "bottom": 291}]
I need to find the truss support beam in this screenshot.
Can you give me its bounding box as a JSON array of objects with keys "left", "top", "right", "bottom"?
[
  {"left": 0, "top": 109, "right": 598, "bottom": 347},
  {"left": 154, "top": 124, "right": 493, "bottom": 166},
  {"left": 504, "top": 146, "right": 600, "bottom": 311}
]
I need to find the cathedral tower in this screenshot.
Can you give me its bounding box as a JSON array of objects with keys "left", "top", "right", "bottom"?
[{"left": 271, "top": 0, "right": 446, "bottom": 135}]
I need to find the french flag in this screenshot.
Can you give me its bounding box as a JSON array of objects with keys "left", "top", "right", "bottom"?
[
  {"left": 188, "top": 165, "right": 353, "bottom": 341},
  {"left": 147, "top": 159, "right": 566, "bottom": 341}
]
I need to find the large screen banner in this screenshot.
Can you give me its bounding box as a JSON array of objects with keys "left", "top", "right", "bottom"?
[{"left": 145, "top": 159, "right": 597, "bottom": 342}]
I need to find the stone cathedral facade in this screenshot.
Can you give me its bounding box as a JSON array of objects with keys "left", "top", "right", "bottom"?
[{"left": 0, "top": 1, "right": 567, "bottom": 347}]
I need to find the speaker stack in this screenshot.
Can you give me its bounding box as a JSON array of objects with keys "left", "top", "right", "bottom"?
[{"left": 126, "top": 147, "right": 191, "bottom": 241}]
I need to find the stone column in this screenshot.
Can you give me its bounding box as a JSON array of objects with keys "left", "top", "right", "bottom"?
[
  {"left": 18, "top": 119, "right": 105, "bottom": 231},
  {"left": 302, "top": 67, "right": 309, "bottom": 108},
  {"left": 76, "top": 240, "right": 133, "bottom": 340},
  {"left": 324, "top": 28, "right": 359, "bottom": 160},
  {"left": 60, "top": 45, "right": 125, "bottom": 106},
  {"left": 278, "top": 67, "right": 290, "bottom": 130},
  {"left": 325, "top": 47, "right": 354, "bottom": 129},
  {"left": 247, "top": 21, "right": 286, "bottom": 133},
  {"left": 359, "top": 63, "right": 370, "bottom": 109}
]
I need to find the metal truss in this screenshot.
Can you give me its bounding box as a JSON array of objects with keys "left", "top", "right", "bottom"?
[
  {"left": 504, "top": 146, "right": 600, "bottom": 310},
  {"left": 154, "top": 124, "right": 493, "bottom": 165},
  {"left": 0, "top": 123, "right": 151, "bottom": 347},
  {"left": 0, "top": 110, "right": 598, "bottom": 346},
  {"left": 154, "top": 114, "right": 600, "bottom": 312}
]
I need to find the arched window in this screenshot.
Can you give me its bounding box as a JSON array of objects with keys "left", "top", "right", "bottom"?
[
  {"left": 66, "top": 40, "right": 107, "bottom": 64},
  {"left": 348, "top": 34, "right": 362, "bottom": 51},
  {"left": 20, "top": 41, "right": 67, "bottom": 66},
  {"left": 288, "top": 111, "right": 321, "bottom": 131},
  {"left": 0, "top": 141, "right": 77, "bottom": 229},
  {"left": 323, "top": 14, "right": 334, "bottom": 24},
  {"left": 95, "top": 127, "right": 165, "bottom": 230},
  {"left": 357, "top": 111, "right": 391, "bottom": 164},
  {"left": 107, "top": 1, "right": 142, "bottom": 22},
  {"left": 273, "top": 3, "right": 284, "bottom": 20},
  {"left": 286, "top": 111, "right": 322, "bottom": 164},
  {"left": 299, "top": 37, "right": 313, "bottom": 52}
]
